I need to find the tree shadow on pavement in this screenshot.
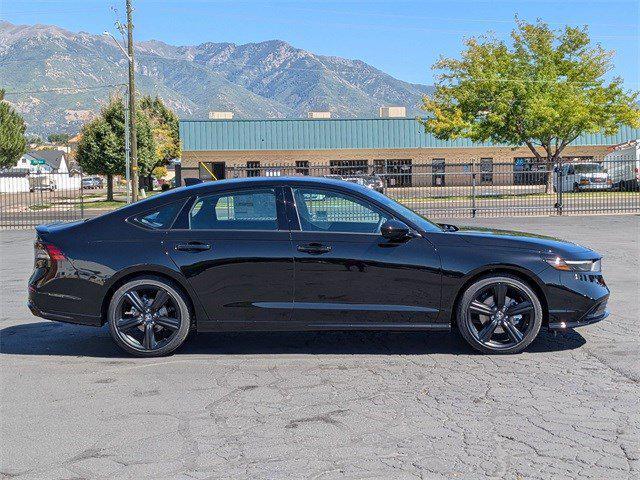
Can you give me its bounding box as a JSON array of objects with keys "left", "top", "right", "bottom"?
[{"left": 1, "top": 320, "right": 586, "bottom": 358}]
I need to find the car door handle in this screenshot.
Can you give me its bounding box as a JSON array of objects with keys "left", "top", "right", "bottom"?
[
  {"left": 175, "top": 242, "right": 211, "bottom": 252},
  {"left": 297, "top": 243, "right": 332, "bottom": 254}
]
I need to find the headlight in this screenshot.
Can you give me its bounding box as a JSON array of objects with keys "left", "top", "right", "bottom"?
[{"left": 544, "top": 256, "right": 601, "bottom": 272}]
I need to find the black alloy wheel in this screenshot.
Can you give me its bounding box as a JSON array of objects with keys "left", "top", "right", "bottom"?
[
  {"left": 457, "top": 275, "right": 542, "bottom": 354},
  {"left": 108, "top": 277, "right": 191, "bottom": 357}
]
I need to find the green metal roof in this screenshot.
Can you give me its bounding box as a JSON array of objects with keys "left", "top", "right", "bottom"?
[{"left": 180, "top": 118, "right": 640, "bottom": 151}]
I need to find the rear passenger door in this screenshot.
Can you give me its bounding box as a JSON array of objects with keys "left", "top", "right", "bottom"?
[{"left": 164, "top": 186, "right": 294, "bottom": 329}]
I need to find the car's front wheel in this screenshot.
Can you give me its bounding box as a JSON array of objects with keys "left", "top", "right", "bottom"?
[
  {"left": 456, "top": 275, "right": 542, "bottom": 354},
  {"left": 107, "top": 276, "right": 191, "bottom": 357}
]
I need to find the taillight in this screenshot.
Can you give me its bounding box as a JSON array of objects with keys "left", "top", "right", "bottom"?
[
  {"left": 34, "top": 241, "right": 65, "bottom": 267},
  {"left": 45, "top": 244, "right": 65, "bottom": 261}
]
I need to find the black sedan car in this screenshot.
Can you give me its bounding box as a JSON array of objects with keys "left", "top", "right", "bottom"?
[{"left": 29, "top": 177, "right": 609, "bottom": 357}]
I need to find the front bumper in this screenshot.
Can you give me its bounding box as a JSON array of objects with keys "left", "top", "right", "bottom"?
[
  {"left": 548, "top": 302, "right": 609, "bottom": 330},
  {"left": 541, "top": 267, "right": 610, "bottom": 331},
  {"left": 577, "top": 183, "right": 611, "bottom": 190}
]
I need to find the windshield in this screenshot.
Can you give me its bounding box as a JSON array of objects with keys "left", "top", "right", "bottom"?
[
  {"left": 365, "top": 189, "right": 443, "bottom": 233},
  {"left": 574, "top": 164, "right": 604, "bottom": 173}
]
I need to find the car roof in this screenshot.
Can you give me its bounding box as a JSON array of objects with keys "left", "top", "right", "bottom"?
[
  {"left": 176, "top": 175, "right": 368, "bottom": 194},
  {"left": 85, "top": 176, "right": 383, "bottom": 229},
  {"left": 110, "top": 176, "right": 372, "bottom": 215}
]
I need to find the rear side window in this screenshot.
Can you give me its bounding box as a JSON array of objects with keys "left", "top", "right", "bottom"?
[
  {"left": 189, "top": 188, "right": 278, "bottom": 230},
  {"left": 131, "top": 201, "right": 184, "bottom": 229}
]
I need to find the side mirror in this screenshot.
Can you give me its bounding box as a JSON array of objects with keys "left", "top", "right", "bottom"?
[{"left": 381, "top": 219, "right": 411, "bottom": 241}]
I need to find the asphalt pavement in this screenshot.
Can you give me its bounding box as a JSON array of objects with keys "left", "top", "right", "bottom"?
[{"left": 1, "top": 215, "right": 638, "bottom": 479}]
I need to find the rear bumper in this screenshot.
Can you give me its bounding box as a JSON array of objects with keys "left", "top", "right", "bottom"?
[{"left": 28, "top": 295, "right": 101, "bottom": 327}]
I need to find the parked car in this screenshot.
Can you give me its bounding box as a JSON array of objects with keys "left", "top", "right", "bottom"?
[
  {"left": 552, "top": 163, "right": 612, "bottom": 192},
  {"left": 29, "top": 176, "right": 56, "bottom": 192},
  {"left": 324, "top": 174, "right": 384, "bottom": 192},
  {"left": 81, "top": 176, "right": 104, "bottom": 189},
  {"left": 29, "top": 177, "right": 609, "bottom": 357}
]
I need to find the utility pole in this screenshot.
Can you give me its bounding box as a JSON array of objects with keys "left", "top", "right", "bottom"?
[
  {"left": 126, "top": 0, "right": 139, "bottom": 202},
  {"left": 102, "top": 30, "right": 132, "bottom": 202},
  {"left": 124, "top": 86, "right": 131, "bottom": 202}
]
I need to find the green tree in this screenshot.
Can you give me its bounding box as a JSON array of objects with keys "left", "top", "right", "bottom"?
[
  {"left": 420, "top": 18, "right": 640, "bottom": 193},
  {"left": 25, "top": 134, "right": 43, "bottom": 147},
  {"left": 76, "top": 95, "right": 155, "bottom": 200},
  {"left": 0, "top": 89, "right": 27, "bottom": 169},
  {"left": 140, "top": 95, "right": 180, "bottom": 189},
  {"left": 47, "top": 133, "right": 71, "bottom": 144}
]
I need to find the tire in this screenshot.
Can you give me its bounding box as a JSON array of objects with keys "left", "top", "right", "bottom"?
[
  {"left": 456, "top": 275, "right": 543, "bottom": 354},
  {"left": 107, "top": 276, "right": 191, "bottom": 357},
  {"left": 572, "top": 183, "right": 580, "bottom": 192}
]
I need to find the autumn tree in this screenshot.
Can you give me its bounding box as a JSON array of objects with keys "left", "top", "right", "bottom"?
[
  {"left": 76, "top": 95, "right": 155, "bottom": 200},
  {"left": 420, "top": 18, "right": 640, "bottom": 193},
  {"left": 0, "top": 89, "right": 27, "bottom": 169},
  {"left": 140, "top": 95, "right": 180, "bottom": 186}
]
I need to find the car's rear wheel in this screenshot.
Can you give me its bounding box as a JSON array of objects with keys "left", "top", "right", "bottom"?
[
  {"left": 456, "top": 275, "right": 542, "bottom": 354},
  {"left": 107, "top": 277, "right": 191, "bottom": 357}
]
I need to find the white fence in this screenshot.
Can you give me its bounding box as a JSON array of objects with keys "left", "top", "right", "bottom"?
[
  {"left": 0, "top": 173, "right": 82, "bottom": 193},
  {"left": 0, "top": 176, "right": 30, "bottom": 193}
]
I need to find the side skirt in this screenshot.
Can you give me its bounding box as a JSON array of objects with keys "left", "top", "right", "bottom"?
[{"left": 197, "top": 321, "right": 451, "bottom": 333}]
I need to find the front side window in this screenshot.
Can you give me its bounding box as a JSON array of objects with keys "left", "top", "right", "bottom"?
[
  {"left": 293, "top": 188, "right": 389, "bottom": 234},
  {"left": 131, "top": 201, "right": 184, "bottom": 229},
  {"left": 190, "top": 188, "right": 278, "bottom": 230}
]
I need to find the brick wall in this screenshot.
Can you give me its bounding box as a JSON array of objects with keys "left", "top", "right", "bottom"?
[{"left": 181, "top": 145, "right": 611, "bottom": 186}]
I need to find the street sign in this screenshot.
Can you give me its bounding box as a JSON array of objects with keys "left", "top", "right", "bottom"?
[{"left": 30, "top": 159, "right": 46, "bottom": 165}]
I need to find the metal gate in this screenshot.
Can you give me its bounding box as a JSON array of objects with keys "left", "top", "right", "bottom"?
[
  {"left": 2, "top": 157, "right": 638, "bottom": 228},
  {"left": 224, "top": 157, "right": 640, "bottom": 219}
]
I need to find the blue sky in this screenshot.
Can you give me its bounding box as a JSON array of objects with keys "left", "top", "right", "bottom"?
[{"left": 2, "top": 0, "right": 639, "bottom": 89}]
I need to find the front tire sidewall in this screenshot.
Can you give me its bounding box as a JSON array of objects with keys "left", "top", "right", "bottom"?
[
  {"left": 457, "top": 276, "right": 542, "bottom": 354},
  {"left": 107, "top": 278, "right": 191, "bottom": 357}
]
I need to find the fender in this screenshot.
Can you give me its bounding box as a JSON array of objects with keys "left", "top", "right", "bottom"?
[
  {"left": 102, "top": 263, "right": 208, "bottom": 327},
  {"left": 439, "top": 261, "right": 550, "bottom": 325}
]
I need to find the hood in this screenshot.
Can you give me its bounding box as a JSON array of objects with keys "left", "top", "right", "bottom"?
[{"left": 452, "top": 227, "right": 600, "bottom": 260}]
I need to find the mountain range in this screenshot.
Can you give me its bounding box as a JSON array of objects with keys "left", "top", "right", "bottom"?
[{"left": 0, "top": 21, "right": 433, "bottom": 135}]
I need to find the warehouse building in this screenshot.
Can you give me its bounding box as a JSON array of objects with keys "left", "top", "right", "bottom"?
[{"left": 179, "top": 111, "right": 640, "bottom": 187}]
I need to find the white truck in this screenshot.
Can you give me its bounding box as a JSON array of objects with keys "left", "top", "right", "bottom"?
[
  {"left": 603, "top": 140, "right": 640, "bottom": 191},
  {"left": 552, "top": 162, "right": 611, "bottom": 192}
]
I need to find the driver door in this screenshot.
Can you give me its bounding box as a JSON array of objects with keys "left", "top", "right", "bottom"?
[{"left": 287, "top": 186, "right": 441, "bottom": 327}]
